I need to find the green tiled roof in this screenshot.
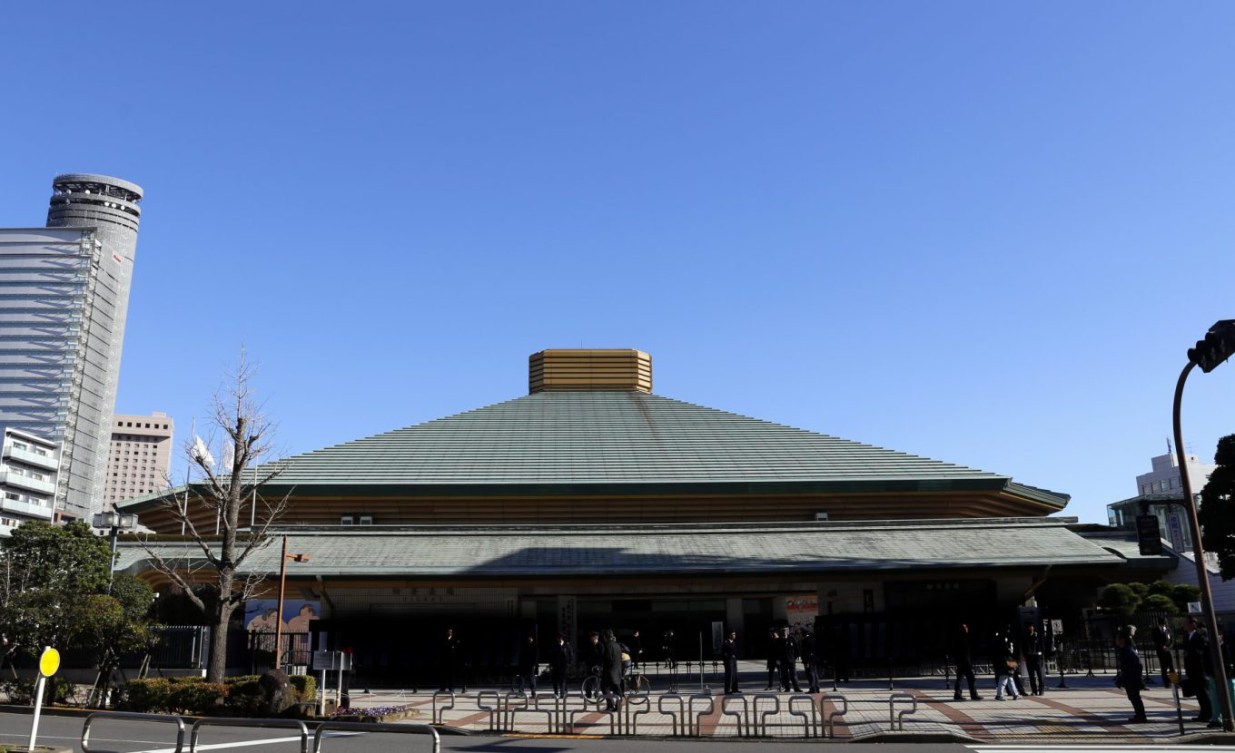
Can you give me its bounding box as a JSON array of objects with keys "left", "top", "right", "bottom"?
[
  {"left": 258, "top": 391, "right": 1021, "bottom": 491},
  {"left": 116, "top": 518, "right": 1117, "bottom": 578}
]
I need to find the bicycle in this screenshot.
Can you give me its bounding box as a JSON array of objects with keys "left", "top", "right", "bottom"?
[{"left": 581, "top": 665, "right": 603, "bottom": 700}]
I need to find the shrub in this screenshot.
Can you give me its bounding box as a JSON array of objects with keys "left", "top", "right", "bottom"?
[
  {"left": 288, "top": 675, "right": 316, "bottom": 702},
  {"left": 170, "top": 680, "right": 226, "bottom": 714},
  {"left": 121, "top": 678, "right": 173, "bottom": 713}
]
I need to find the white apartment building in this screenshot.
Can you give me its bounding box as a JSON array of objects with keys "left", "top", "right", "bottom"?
[
  {"left": 1107, "top": 449, "right": 1217, "bottom": 552},
  {"left": 104, "top": 412, "right": 173, "bottom": 508},
  {"left": 0, "top": 428, "right": 59, "bottom": 534}
]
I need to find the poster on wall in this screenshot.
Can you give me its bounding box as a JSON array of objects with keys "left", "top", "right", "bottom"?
[
  {"left": 244, "top": 599, "right": 321, "bottom": 633},
  {"left": 784, "top": 594, "right": 818, "bottom": 627}
]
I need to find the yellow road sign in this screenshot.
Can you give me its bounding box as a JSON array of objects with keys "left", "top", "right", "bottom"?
[{"left": 38, "top": 647, "right": 59, "bottom": 677}]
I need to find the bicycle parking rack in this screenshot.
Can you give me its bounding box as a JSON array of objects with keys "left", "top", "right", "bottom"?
[
  {"left": 191, "top": 717, "right": 310, "bottom": 753},
  {"left": 752, "top": 693, "right": 780, "bottom": 736},
  {"left": 720, "top": 694, "right": 749, "bottom": 736},
  {"left": 567, "top": 692, "right": 607, "bottom": 733},
  {"left": 506, "top": 691, "right": 557, "bottom": 733},
  {"left": 82, "top": 711, "right": 187, "bottom": 753},
  {"left": 787, "top": 694, "right": 820, "bottom": 738},
  {"left": 687, "top": 693, "right": 714, "bottom": 737},
  {"left": 820, "top": 693, "right": 848, "bottom": 738},
  {"left": 432, "top": 691, "right": 455, "bottom": 725},
  {"left": 475, "top": 690, "right": 501, "bottom": 732},
  {"left": 888, "top": 692, "right": 917, "bottom": 731},
  {"left": 621, "top": 692, "right": 651, "bottom": 735},
  {"left": 312, "top": 721, "right": 440, "bottom": 753},
  {"left": 658, "top": 693, "right": 686, "bottom": 736}
]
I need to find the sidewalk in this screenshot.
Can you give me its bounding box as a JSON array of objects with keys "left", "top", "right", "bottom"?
[{"left": 343, "top": 661, "right": 1235, "bottom": 743}]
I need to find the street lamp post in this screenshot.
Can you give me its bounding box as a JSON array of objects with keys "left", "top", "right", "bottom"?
[
  {"left": 91, "top": 510, "right": 138, "bottom": 578},
  {"left": 274, "top": 536, "right": 310, "bottom": 671},
  {"left": 1173, "top": 319, "right": 1235, "bottom": 731}
]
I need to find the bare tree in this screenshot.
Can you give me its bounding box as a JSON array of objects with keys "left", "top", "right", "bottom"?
[{"left": 143, "top": 356, "right": 291, "bottom": 682}]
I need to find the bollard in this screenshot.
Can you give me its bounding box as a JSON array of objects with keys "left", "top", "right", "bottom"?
[
  {"left": 475, "top": 690, "right": 500, "bottom": 732},
  {"left": 624, "top": 692, "right": 651, "bottom": 734}
]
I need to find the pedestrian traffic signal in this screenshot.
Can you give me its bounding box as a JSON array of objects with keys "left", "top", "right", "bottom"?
[{"left": 1187, "top": 320, "right": 1235, "bottom": 373}]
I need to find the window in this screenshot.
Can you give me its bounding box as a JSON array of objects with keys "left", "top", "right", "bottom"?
[
  {"left": 359, "top": 515, "right": 374, "bottom": 525},
  {"left": 340, "top": 515, "right": 354, "bottom": 525}
]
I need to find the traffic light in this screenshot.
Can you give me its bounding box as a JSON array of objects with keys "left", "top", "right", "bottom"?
[{"left": 1187, "top": 320, "right": 1235, "bottom": 373}]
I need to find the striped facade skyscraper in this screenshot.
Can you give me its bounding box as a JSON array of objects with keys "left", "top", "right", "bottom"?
[{"left": 0, "top": 174, "right": 144, "bottom": 523}]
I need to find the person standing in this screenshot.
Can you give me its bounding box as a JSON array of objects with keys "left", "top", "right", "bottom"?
[
  {"left": 1184, "top": 617, "right": 1217, "bottom": 727},
  {"left": 721, "top": 630, "right": 740, "bottom": 694},
  {"left": 601, "top": 630, "right": 624, "bottom": 711},
  {"left": 438, "top": 627, "right": 461, "bottom": 693},
  {"left": 779, "top": 626, "right": 802, "bottom": 692},
  {"left": 517, "top": 632, "right": 539, "bottom": 694},
  {"left": 952, "top": 623, "right": 981, "bottom": 701},
  {"left": 549, "top": 633, "right": 572, "bottom": 698},
  {"left": 765, "top": 629, "right": 780, "bottom": 690},
  {"left": 1116, "top": 626, "right": 1148, "bottom": 723},
  {"left": 1023, "top": 622, "right": 1046, "bottom": 696},
  {"left": 1153, "top": 618, "right": 1175, "bottom": 686},
  {"left": 800, "top": 626, "right": 821, "bottom": 693}
]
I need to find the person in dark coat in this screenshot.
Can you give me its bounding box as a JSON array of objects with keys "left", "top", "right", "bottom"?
[
  {"left": 765, "top": 629, "right": 780, "bottom": 690},
  {"left": 629, "top": 630, "right": 644, "bottom": 670},
  {"left": 1116, "top": 626, "right": 1148, "bottom": 723},
  {"left": 517, "top": 632, "right": 539, "bottom": 694},
  {"left": 952, "top": 623, "right": 982, "bottom": 701},
  {"left": 1184, "top": 616, "right": 1216, "bottom": 725},
  {"left": 799, "top": 626, "right": 821, "bottom": 693},
  {"left": 549, "top": 633, "right": 572, "bottom": 698},
  {"left": 779, "top": 626, "right": 802, "bottom": 692},
  {"left": 993, "top": 627, "right": 1020, "bottom": 701},
  {"left": 601, "top": 629, "right": 624, "bottom": 711},
  {"left": 438, "top": 627, "right": 461, "bottom": 693},
  {"left": 721, "top": 630, "right": 740, "bottom": 694},
  {"left": 1153, "top": 618, "right": 1175, "bottom": 686},
  {"left": 1023, "top": 622, "right": 1046, "bottom": 696}
]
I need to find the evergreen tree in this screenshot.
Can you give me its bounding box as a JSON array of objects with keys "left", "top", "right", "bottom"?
[{"left": 1199, "top": 434, "right": 1235, "bottom": 578}]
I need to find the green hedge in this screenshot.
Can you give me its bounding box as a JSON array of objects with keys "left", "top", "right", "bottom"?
[{"left": 120, "top": 674, "right": 316, "bottom": 716}]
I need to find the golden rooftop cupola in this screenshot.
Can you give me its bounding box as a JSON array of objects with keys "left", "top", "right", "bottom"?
[{"left": 528, "top": 349, "right": 652, "bottom": 394}]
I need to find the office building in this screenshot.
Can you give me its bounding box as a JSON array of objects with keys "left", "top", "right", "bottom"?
[
  {"left": 1107, "top": 449, "right": 1216, "bottom": 552},
  {"left": 0, "top": 174, "right": 144, "bottom": 521},
  {"left": 105, "top": 412, "right": 173, "bottom": 508}
]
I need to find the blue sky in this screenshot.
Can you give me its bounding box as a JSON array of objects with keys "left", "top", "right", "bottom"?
[{"left": 3, "top": 2, "right": 1234, "bottom": 523}]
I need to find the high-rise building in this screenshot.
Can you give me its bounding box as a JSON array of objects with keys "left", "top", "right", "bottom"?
[
  {"left": 105, "top": 412, "right": 174, "bottom": 508},
  {"left": 0, "top": 174, "right": 143, "bottom": 522}
]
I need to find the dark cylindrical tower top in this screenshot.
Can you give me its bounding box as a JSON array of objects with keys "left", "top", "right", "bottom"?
[{"left": 47, "top": 173, "right": 143, "bottom": 234}]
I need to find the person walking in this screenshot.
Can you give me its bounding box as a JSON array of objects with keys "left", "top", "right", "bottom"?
[
  {"left": 765, "top": 629, "right": 780, "bottom": 690},
  {"left": 1115, "top": 626, "right": 1148, "bottom": 723},
  {"left": 800, "top": 626, "right": 821, "bottom": 693},
  {"left": 549, "top": 632, "right": 572, "bottom": 698},
  {"left": 517, "top": 632, "right": 539, "bottom": 694},
  {"left": 629, "top": 630, "right": 644, "bottom": 671},
  {"left": 1153, "top": 618, "right": 1175, "bottom": 686},
  {"left": 1023, "top": 622, "right": 1046, "bottom": 696},
  {"left": 952, "top": 623, "right": 982, "bottom": 701},
  {"left": 601, "top": 630, "right": 624, "bottom": 711},
  {"left": 779, "top": 626, "right": 802, "bottom": 692},
  {"left": 721, "top": 630, "right": 740, "bottom": 694},
  {"left": 994, "top": 628, "right": 1020, "bottom": 701},
  {"left": 1184, "top": 616, "right": 1217, "bottom": 727}
]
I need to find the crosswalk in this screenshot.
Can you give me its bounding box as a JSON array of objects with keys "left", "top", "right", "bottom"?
[{"left": 970, "top": 747, "right": 1235, "bottom": 753}]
